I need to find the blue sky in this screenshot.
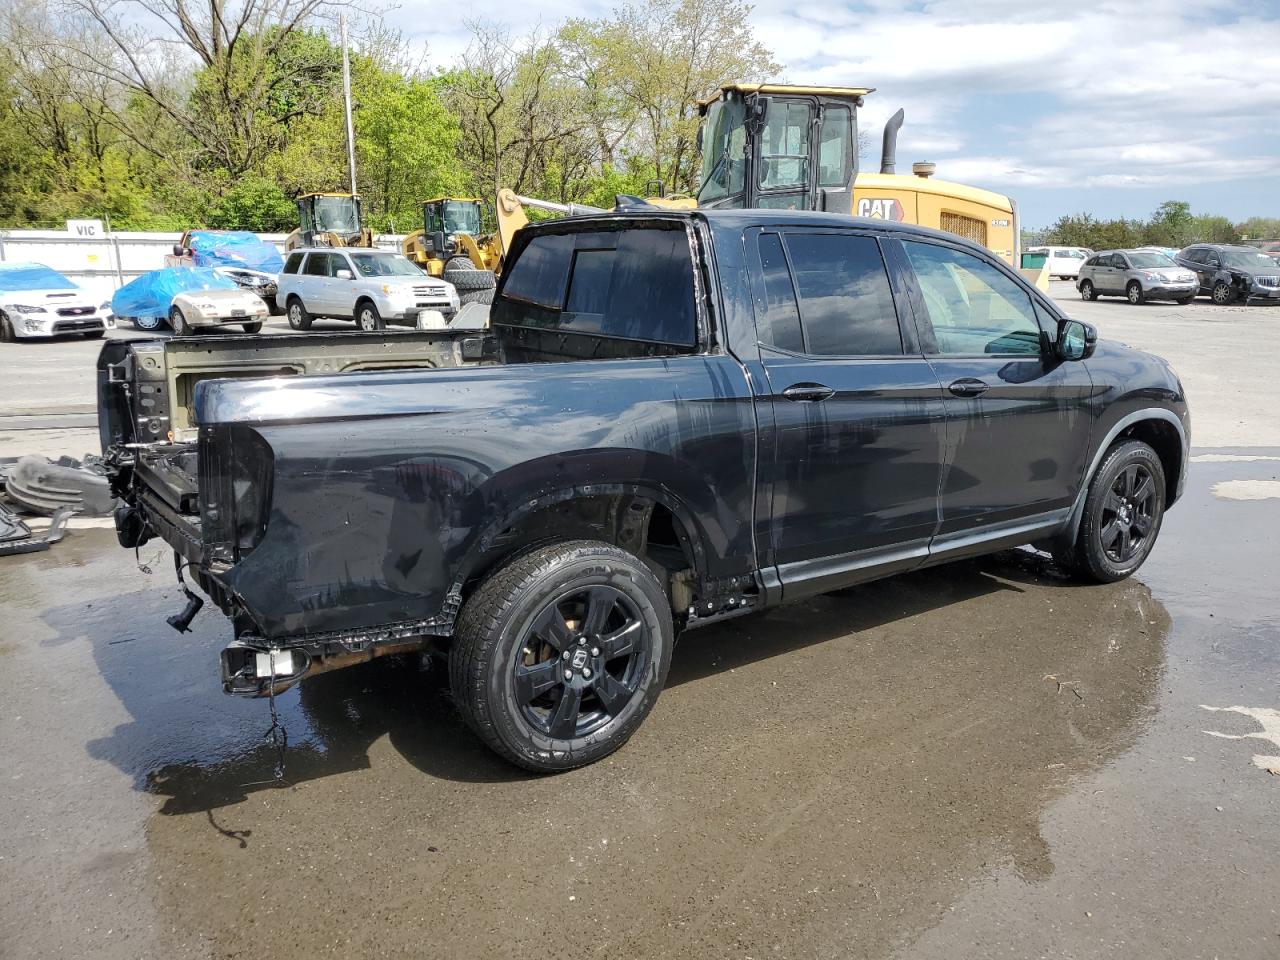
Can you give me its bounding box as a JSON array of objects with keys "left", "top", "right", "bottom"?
[{"left": 385, "top": 0, "right": 1280, "bottom": 228}]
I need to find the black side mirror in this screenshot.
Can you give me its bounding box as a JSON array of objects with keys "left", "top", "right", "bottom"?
[
  {"left": 172, "top": 244, "right": 184, "bottom": 257},
  {"left": 426, "top": 230, "right": 446, "bottom": 255},
  {"left": 1056, "top": 318, "right": 1097, "bottom": 361}
]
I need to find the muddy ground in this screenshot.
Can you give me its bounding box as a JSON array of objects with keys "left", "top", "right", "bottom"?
[{"left": 1, "top": 287, "right": 1278, "bottom": 958}]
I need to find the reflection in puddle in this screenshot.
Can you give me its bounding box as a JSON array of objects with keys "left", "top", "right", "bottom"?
[
  {"left": 1201, "top": 704, "right": 1280, "bottom": 775},
  {"left": 136, "top": 551, "right": 1172, "bottom": 958}
]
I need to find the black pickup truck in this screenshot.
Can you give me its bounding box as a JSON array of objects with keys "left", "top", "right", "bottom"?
[{"left": 98, "top": 209, "right": 1190, "bottom": 771}]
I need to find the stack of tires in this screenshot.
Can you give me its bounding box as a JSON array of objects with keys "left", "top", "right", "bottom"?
[{"left": 443, "top": 256, "right": 496, "bottom": 306}]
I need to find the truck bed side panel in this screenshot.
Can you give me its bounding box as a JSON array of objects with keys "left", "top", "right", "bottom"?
[{"left": 198, "top": 355, "right": 757, "bottom": 640}]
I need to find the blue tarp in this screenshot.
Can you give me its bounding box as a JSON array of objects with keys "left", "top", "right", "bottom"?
[
  {"left": 111, "top": 267, "right": 239, "bottom": 318},
  {"left": 186, "top": 230, "right": 284, "bottom": 273},
  {"left": 0, "top": 262, "right": 78, "bottom": 293}
]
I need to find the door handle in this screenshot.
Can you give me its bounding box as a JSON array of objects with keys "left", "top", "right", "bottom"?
[
  {"left": 948, "top": 378, "right": 989, "bottom": 398},
  {"left": 782, "top": 383, "right": 835, "bottom": 402}
]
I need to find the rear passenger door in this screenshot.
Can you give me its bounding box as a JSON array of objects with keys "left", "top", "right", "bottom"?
[
  {"left": 747, "top": 228, "right": 947, "bottom": 598},
  {"left": 896, "top": 238, "right": 1095, "bottom": 547}
]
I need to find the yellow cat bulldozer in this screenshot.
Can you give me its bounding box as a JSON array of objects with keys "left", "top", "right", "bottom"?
[
  {"left": 284, "top": 193, "right": 374, "bottom": 251},
  {"left": 686, "top": 84, "right": 1020, "bottom": 265}
]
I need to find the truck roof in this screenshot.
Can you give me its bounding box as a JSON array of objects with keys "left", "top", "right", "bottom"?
[{"left": 519, "top": 206, "right": 995, "bottom": 257}]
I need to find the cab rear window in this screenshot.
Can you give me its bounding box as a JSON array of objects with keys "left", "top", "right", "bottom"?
[{"left": 494, "top": 225, "right": 697, "bottom": 349}]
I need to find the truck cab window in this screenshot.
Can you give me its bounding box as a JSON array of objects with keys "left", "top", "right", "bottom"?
[
  {"left": 494, "top": 226, "right": 698, "bottom": 359},
  {"left": 783, "top": 233, "right": 902, "bottom": 356},
  {"left": 754, "top": 234, "right": 805, "bottom": 353}
]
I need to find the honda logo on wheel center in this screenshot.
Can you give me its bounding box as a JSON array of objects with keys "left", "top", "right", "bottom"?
[{"left": 571, "top": 649, "right": 589, "bottom": 670}]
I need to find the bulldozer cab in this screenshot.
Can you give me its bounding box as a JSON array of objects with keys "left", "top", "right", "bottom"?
[
  {"left": 297, "top": 193, "right": 365, "bottom": 246},
  {"left": 424, "top": 198, "right": 483, "bottom": 239},
  {"left": 694, "top": 84, "right": 872, "bottom": 213}
]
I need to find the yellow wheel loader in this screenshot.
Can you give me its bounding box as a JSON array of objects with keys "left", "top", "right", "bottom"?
[
  {"left": 284, "top": 193, "right": 374, "bottom": 251},
  {"left": 401, "top": 197, "right": 502, "bottom": 276},
  {"left": 686, "top": 84, "right": 1020, "bottom": 265}
]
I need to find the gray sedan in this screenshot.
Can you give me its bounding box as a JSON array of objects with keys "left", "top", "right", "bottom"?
[{"left": 1077, "top": 250, "right": 1199, "bottom": 304}]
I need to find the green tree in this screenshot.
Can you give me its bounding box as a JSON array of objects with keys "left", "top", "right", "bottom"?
[{"left": 208, "top": 175, "right": 297, "bottom": 230}]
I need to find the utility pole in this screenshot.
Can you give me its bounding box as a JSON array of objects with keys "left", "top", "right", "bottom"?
[{"left": 341, "top": 14, "right": 357, "bottom": 196}]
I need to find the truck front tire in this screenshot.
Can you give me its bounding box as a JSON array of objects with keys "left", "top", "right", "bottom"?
[
  {"left": 450, "top": 540, "right": 673, "bottom": 772},
  {"left": 287, "top": 297, "right": 313, "bottom": 331},
  {"left": 1054, "top": 439, "right": 1166, "bottom": 583}
]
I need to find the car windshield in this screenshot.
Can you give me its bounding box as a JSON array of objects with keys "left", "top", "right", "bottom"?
[
  {"left": 1222, "top": 249, "right": 1278, "bottom": 271},
  {"left": 348, "top": 252, "right": 423, "bottom": 278},
  {"left": 1128, "top": 252, "right": 1176, "bottom": 268}
]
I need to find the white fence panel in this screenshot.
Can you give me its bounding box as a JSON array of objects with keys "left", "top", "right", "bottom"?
[{"left": 0, "top": 230, "right": 406, "bottom": 302}]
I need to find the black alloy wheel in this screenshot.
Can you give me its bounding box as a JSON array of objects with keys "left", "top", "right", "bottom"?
[
  {"left": 1099, "top": 462, "right": 1157, "bottom": 564},
  {"left": 1054, "top": 439, "right": 1166, "bottom": 583},
  {"left": 515, "top": 585, "right": 649, "bottom": 740},
  {"left": 450, "top": 540, "right": 673, "bottom": 772}
]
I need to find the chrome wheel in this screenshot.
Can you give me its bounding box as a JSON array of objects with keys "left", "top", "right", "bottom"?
[
  {"left": 513, "top": 585, "right": 649, "bottom": 740},
  {"left": 1211, "top": 281, "right": 1234, "bottom": 305}
]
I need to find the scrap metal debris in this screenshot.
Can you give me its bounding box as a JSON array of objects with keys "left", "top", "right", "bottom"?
[
  {"left": 1044, "top": 674, "right": 1085, "bottom": 701},
  {"left": 0, "top": 504, "right": 73, "bottom": 557},
  {"left": 4, "top": 454, "right": 117, "bottom": 517}
]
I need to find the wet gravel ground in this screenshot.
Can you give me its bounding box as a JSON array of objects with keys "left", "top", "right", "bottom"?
[{"left": 2, "top": 288, "right": 1279, "bottom": 959}]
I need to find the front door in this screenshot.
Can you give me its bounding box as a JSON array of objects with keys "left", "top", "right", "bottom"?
[
  {"left": 895, "top": 237, "right": 1095, "bottom": 548},
  {"left": 747, "top": 228, "right": 946, "bottom": 598}
]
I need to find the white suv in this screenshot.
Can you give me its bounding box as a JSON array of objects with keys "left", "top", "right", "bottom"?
[{"left": 278, "top": 248, "right": 459, "bottom": 331}]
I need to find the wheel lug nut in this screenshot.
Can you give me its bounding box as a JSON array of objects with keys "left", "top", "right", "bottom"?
[
  {"left": 562, "top": 651, "right": 570, "bottom": 661},
  {"left": 590, "top": 646, "right": 600, "bottom": 656},
  {"left": 582, "top": 668, "right": 592, "bottom": 679},
  {"left": 563, "top": 669, "right": 573, "bottom": 681},
  {"left": 577, "top": 637, "right": 587, "bottom": 646}
]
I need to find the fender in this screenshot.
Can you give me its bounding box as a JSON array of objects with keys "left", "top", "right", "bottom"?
[
  {"left": 1062, "top": 407, "right": 1188, "bottom": 541},
  {"left": 446, "top": 480, "right": 715, "bottom": 616}
]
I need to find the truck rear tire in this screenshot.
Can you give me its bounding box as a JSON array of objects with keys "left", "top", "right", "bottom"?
[{"left": 450, "top": 540, "right": 673, "bottom": 772}]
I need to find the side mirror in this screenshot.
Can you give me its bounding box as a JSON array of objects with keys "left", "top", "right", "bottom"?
[
  {"left": 695, "top": 126, "right": 704, "bottom": 153},
  {"left": 426, "top": 230, "right": 446, "bottom": 255},
  {"left": 335, "top": 269, "right": 353, "bottom": 280},
  {"left": 1056, "top": 318, "right": 1097, "bottom": 361},
  {"left": 172, "top": 244, "right": 184, "bottom": 257}
]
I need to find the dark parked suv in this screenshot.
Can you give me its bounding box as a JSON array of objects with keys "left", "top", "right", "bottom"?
[
  {"left": 1176, "top": 244, "right": 1280, "bottom": 304},
  {"left": 99, "top": 208, "right": 1190, "bottom": 771}
]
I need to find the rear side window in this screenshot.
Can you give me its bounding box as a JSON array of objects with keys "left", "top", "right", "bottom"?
[
  {"left": 282, "top": 252, "right": 304, "bottom": 275},
  {"left": 783, "top": 233, "right": 902, "bottom": 356},
  {"left": 494, "top": 226, "right": 696, "bottom": 347},
  {"left": 754, "top": 234, "right": 805, "bottom": 353},
  {"left": 303, "top": 253, "right": 332, "bottom": 277}
]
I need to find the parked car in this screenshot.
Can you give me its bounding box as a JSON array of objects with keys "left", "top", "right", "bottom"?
[
  {"left": 168, "top": 287, "right": 270, "bottom": 335},
  {"left": 99, "top": 209, "right": 1189, "bottom": 772},
  {"left": 0, "top": 262, "right": 115, "bottom": 342},
  {"left": 1176, "top": 244, "right": 1280, "bottom": 304},
  {"left": 214, "top": 266, "right": 282, "bottom": 314},
  {"left": 277, "top": 248, "right": 459, "bottom": 331},
  {"left": 1026, "top": 245, "right": 1091, "bottom": 279},
  {"left": 1077, "top": 250, "right": 1199, "bottom": 305}
]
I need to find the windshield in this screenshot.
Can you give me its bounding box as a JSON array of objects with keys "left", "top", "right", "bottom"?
[
  {"left": 348, "top": 252, "right": 423, "bottom": 278},
  {"left": 442, "top": 201, "right": 482, "bottom": 235},
  {"left": 1222, "top": 249, "right": 1278, "bottom": 271},
  {"left": 313, "top": 196, "right": 361, "bottom": 235},
  {"left": 696, "top": 98, "right": 747, "bottom": 203},
  {"left": 1128, "top": 252, "right": 1176, "bottom": 268}
]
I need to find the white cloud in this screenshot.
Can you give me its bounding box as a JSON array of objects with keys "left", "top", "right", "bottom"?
[{"left": 377, "top": 0, "right": 1280, "bottom": 202}]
